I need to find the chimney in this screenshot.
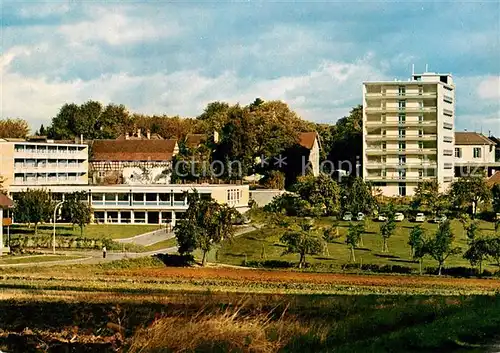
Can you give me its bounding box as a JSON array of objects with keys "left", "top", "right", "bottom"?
[
  {"left": 74, "top": 135, "right": 79, "bottom": 144},
  {"left": 80, "top": 134, "right": 83, "bottom": 144},
  {"left": 125, "top": 132, "right": 129, "bottom": 140},
  {"left": 137, "top": 128, "right": 141, "bottom": 139},
  {"left": 147, "top": 130, "right": 151, "bottom": 140}
]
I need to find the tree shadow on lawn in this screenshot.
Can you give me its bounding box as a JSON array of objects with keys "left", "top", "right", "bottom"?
[
  {"left": 354, "top": 248, "right": 372, "bottom": 252},
  {"left": 313, "top": 257, "right": 336, "bottom": 261},
  {"left": 374, "top": 253, "right": 400, "bottom": 259},
  {"left": 390, "top": 258, "right": 417, "bottom": 264}
]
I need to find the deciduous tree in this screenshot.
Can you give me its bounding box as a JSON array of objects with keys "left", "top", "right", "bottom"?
[
  {"left": 346, "top": 222, "right": 363, "bottom": 262},
  {"left": 413, "top": 180, "right": 446, "bottom": 216},
  {"left": 342, "top": 177, "right": 377, "bottom": 215},
  {"left": 14, "top": 189, "right": 53, "bottom": 235},
  {"left": 450, "top": 175, "right": 491, "bottom": 217},
  {"left": 61, "top": 191, "right": 92, "bottom": 236},
  {"left": 280, "top": 220, "right": 323, "bottom": 268},
  {"left": 174, "top": 191, "right": 238, "bottom": 266},
  {"left": 426, "top": 220, "right": 461, "bottom": 275},
  {"left": 380, "top": 204, "right": 396, "bottom": 252},
  {"left": 464, "top": 238, "right": 490, "bottom": 274},
  {"left": 0, "top": 118, "right": 30, "bottom": 138}
]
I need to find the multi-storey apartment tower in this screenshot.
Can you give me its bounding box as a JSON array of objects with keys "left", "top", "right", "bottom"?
[{"left": 363, "top": 71, "right": 455, "bottom": 196}]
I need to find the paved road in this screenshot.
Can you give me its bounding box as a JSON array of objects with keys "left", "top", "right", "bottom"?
[{"left": 0, "top": 223, "right": 263, "bottom": 268}]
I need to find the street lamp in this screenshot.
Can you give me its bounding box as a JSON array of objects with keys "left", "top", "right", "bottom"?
[{"left": 53, "top": 201, "right": 64, "bottom": 254}]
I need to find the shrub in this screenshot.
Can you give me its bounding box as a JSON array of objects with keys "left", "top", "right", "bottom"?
[
  {"left": 244, "top": 260, "right": 295, "bottom": 269},
  {"left": 154, "top": 253, "right": 195, "bottom": 267}
]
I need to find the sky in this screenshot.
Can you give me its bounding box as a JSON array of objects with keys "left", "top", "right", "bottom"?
[{"left": 1, "top": 1, "right": 499, "bottom": 135}]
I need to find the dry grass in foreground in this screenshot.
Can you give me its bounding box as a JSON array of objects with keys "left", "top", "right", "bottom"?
[{"left": 128, "top": 307, "right": 312, "bottom": 353}]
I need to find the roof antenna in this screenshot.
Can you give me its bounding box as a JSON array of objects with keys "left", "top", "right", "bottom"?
[
  {"left": 425, "top": 64, "right": 428, "bottom": 72},
  {"left": 412, "top": 63, "right": 415, "bottom": 76}
]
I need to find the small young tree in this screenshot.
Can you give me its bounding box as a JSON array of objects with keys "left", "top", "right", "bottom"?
[
  {"left": 492, "top": 184, "right": 500, "bottom": 214},
  {"left": 426, "top": 220, "right": 461, "bottom": 275},
  {"left": 458, "top": 213, "right": 470, "bottom": 240},
  {"left": 408, "top": 225, "right": 425, "bottom": 259},
  {"left": 465, "top": 220, "right": 480, "bottom": 243},
  {"left": 463, "top": 238, "right": 490, "bottom": 274},
  {"left": 380, "top": 205, "right": 396, "bottom": 252},
  {"left": 14, "top": 189, "right": 53, "bottom": 235},
  {"left": 280, "top": 221, "right": 323, "bottom": 268},
  {"left": 486, "top": 237, "right": 500, "bottom": 269},
  {"left": 346, "top": 222, "right": 363, "bottom": 262}
]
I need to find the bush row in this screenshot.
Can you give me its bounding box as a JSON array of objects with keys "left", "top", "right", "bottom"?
[
  {"left": 9, "top": 236, "right": 145, "bottom": 252},
  {"left": 243, "top": 260, "right": 498, "bottom": 277}
]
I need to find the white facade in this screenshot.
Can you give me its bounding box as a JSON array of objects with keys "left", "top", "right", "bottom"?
[
  {"left": 8, "top": 184, "right": 250, "bottom": 226},
  {"left": 0, "top": 139, "right": 89, "bottom": 189},
  {"left": 363, "top": 72, "right": 455, "bottom": 196}
]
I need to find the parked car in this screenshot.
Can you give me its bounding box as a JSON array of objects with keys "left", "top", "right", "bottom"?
[
  {"left": 343, "top": 212, "right": 353, "bottom": 221},
  {"left": 356, "top": 212, "right": 365, "bottom": 221},
  {"left": 378, "top": 213, "right": 387, "bottom": 222},
  {"left": 394, "top": 212, "right": 405, "bottom": 222},
  {"left": 433, "top": 214, "right": 447, "bottom": 223},
  {"left": 414, "top": 213, "right": 426, "bottom": 222}
]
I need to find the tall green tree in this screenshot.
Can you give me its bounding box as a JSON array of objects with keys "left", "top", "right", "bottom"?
[
  {"left": 61, "top": 191, "right": 92, "bottom": 236},
  {"left": 293, "top": 174, "right": 341, "bottom": 216},
  {"left": 280, "top": 220, "right": 323, "bottom": 268},
  {"left": 426, "top": 220, "right": 461, "bottom": 275},
  {"left": 174, "top": 191, "right": 238, "bottom": 266},
  {"left": 450, "top": 175, "right": 491, "bottom": 217},
  {"left": 14, "top": 189, "right": 53, "bottom": 235},
  {"left": 413, "top": 180, "right": 446, "bottom": 216},
  {"left": 342, "top": 177, "right": 376, "bottom": 215}
]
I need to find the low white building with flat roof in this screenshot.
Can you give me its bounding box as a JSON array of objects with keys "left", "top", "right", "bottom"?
[{"left": 8, "top": 183, "right": 249, "bottom": 226}]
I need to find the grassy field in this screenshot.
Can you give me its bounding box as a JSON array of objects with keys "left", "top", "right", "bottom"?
[
  {"left": 0, "top": 254, "right": 84, "bottom": 265},
  {"left": 144, "top": 237, "right": 178, "bottom": 251},
  {"left": 0, "top": 258, "right": 500, "bottom": 352},
  {"left": 218, "top": 218, "right": 500, "bottom": 272},
  {"left": 9, "top": 224, "right": 161, "bottom": 240}
]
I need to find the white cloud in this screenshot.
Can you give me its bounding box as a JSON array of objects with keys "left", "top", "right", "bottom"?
[
  {"left": 58, "top": 11, "right": 182, "bottom": 46},
  {"left": 477, "top": 76, "right": 500, "bottom": 100},
  {"left": 17, "top": 2, "right": 71, "bottom": 18},
  {"left": 1, "top": 46, "right": 384, "bottom": 130}
]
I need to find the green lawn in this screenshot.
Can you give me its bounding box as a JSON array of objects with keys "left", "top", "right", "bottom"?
[
  {"left": 218, "top": 218, "right": 500, "bottom": 271},
  {"left": 0, "top": 254, "right": 84, "bottom": 265},
  {"left": 144, "top": 238, "right": 178, "bottom": 251},
  {"left": 9, "top": 224, "right": 161, "bottom": 240}
]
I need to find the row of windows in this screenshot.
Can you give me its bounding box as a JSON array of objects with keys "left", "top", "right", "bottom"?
[
  {"left": 227, "top": 189, "right": 243, "bottom": 204},
  {"left": 455, "top": 147, "right": 483, "bottom": 158},
  {"left": 380, "top": 114, "right": 426, "bottom": 123},
  {"left": 379, "top": 141, "right": 433, "bottom": 150}
]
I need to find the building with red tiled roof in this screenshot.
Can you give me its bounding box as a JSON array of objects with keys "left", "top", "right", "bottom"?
[
  {"left": 298, "top": 132, "right": 321, "bottom": 176},
  {"left": 454, "top": 132, "right": 499, "bottom": 178},
  {"left": 184, "top": 134, "right": 207, "bottom": 149},
  {"left": 90, "top": 139, "right": 179, "bottom": 185}
]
